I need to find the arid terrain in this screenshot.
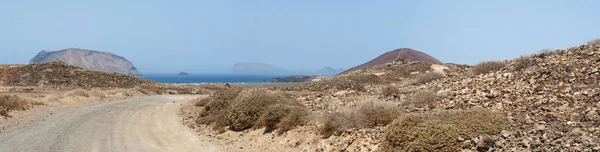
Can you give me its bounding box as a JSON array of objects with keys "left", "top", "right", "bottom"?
[
  {"left": 180, "top": 41, "right": 600, "bottom": 151},
  {"left": 1, "top": 40, "right": 599, "bottom": 152}
]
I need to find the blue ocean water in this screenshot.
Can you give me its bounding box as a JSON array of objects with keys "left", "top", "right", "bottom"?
[{"left": 139, "top": 74, "right": 283, "bottom": 84}]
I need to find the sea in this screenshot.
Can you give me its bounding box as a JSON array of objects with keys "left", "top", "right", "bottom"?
[{"left": 139, "top": 74, "right": 285, "bottom": 84}]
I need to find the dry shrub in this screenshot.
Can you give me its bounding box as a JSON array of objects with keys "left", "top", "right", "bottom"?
[
  {"left": 0, "top": 106, "right": 8, "bottom": 118},
  {"left": 587, "top": 38, "right": 600, "bottom": 45},
  {"left": 319, "top": 101, "right": 401, "bottom": 137},
  {"left": 470, "top": 61, "right": 505, "bottom": 75},
  {"left": 1, "top": 95, "right": 33, "bottom": 111},
  {"left": 0, "top": 95, "right": 44, "bottom": 117},
  {"left": 533, "top": 49, "right": 554, "bottom": 59},
  {"left": 227, "top": 90, "right": 287, "bottom": 131},
  {"left": 412, "top": 72, "right": 444, "bottom": 85},
  {"left": 511, "top": 56, "right": 535, "bottom": 71},
  {"left": 380, "top": 109, "right": 509, "bottom": 152},
  {"left": 404, "top": 90, "right": 439, "bottom": 107},
  {"left": 255, "top": 104, "right": 308, "bottom": 134},
  {"left": 195, "top": 88, "right": 242, "bottom": 126},
  {"left": 380, "top": 85, "right": 399, "bottom": 98},
  {"left": 359, "top": 101, "right": 402, "bottom": 127},
  {"left": 195, "top": 88, "right": 308, "bottom": 134}
]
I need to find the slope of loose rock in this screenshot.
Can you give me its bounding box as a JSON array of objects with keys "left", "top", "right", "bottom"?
[{"left": 409, "top": 44, "right": 600, "bottom": 151}]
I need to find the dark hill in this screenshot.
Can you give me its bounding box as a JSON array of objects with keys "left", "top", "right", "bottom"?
[{"left": 341, "top": 48, "right": 442, "bottom": 74}]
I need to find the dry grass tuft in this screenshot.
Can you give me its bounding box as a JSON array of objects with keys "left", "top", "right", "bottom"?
[
  {"left": 380, "top": 108, "right": 510, "bottom": 152},
  {"left": 0, "top": 95, "right": 44, "bottom": 117},
  {"left": 587, "top": 38, "right": 600, "bottom": 45},
  {"left": 0, "top": 106, "right": 8, "bottom": 118},
  {"left": 319, "top": 101, "right": 402, "bottom": 138},
  {"left": 533, "top": 49, "right": 555, "bottom": 59},
  {"left": 380, "top": 85, "right": 399, "bottom": 98},
  {"left": 511, "top": 56, "right": 535, "bottom": 71},
  {"left": 404, "top": 90, "right": 439, "bottom": 107},
  {"left": 412, "top": 72, "right": 444, "bottom": 85},
  {"left": 469, "top": 61, "right": 505, "bottom": 75}
]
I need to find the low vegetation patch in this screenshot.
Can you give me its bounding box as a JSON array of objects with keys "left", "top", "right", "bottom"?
[
  {"left": 511, "top": 56, "right": 535, "bottom": 71},
  {"left": 194, "top": 88, "right": 308, "bottom": 134},
  {"left": 412, "top": 72, "right": 444, "bottom": 85},
  {"left": 380, "top": 109, "right": 510, "bottom": 152},
  {"left": 469, "top": 61, "right": 505, "bottom": 75},
  {"left": 404, "top": 90, "right": 439, "bottom": 107},
  {"left": 319, "top": 101, "right": 402, "bottom": 137},
  {"left": 0, "top": 95, "right": 44, "bottom": 118},
  {"left": 300, "top": 74, "right": 382, "bottom": 91},
  {"left": 380, "top": 85, "right": 399, "bottom": 98},
  {"left": 533, "top": 49, "right": 555, "bottom": 59},
  {"left": 587, "top": 38, "right": 600, "bottom": 45}
]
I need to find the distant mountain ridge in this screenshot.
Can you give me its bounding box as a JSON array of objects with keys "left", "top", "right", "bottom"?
[
  {"left": 230, "top": 62, "right": 287, "bottom": 74},
  {"left": 315, "top": 67, "right": 344, "bottom": 76},
  {"left": 30, "top": 48, "right": 141, "bottom": 75},
  {"left": 341, "top": 48, "right": 442, "bottom": 74}
]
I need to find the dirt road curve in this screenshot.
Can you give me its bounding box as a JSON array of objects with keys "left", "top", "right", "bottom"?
[{"left": 0, "top": 95, "right": 220, "bottom": 152}]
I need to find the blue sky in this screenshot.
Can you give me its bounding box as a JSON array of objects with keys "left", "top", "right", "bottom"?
[{"left": 1, "top": 0, "right": 599, "bottom": 73}]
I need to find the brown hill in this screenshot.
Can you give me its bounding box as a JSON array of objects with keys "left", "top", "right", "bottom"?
[
  {"left": 341, "top": 48, "right": 442, "bottom": 74},
  {"left": 30, "top": 48, "right": 141, "bottom": 75},
  {"left": 0, "top": 61, "right": 154, "bottom": 88}
]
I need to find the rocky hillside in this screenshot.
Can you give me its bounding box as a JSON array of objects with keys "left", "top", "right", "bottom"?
[
  {"left": 394, "top": 44, "right": 600, "bottom": 151},
  {"left": 341, "top": 48, "right": 442, "bottom": 74},
  {"left": 0, "top": 61, "right": 154, "bottom": 88},
  {"left": 30, "top": 48, "right": 141, "bottom": 75}
]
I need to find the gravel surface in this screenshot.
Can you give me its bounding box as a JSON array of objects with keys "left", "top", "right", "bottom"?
[{"left": 0, "top": 95, "right": 220, "bottom": 152}]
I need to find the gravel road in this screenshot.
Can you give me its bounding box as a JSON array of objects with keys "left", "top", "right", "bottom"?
[{"left": 0, "top": 95, "right": 220, "bottom": 152}]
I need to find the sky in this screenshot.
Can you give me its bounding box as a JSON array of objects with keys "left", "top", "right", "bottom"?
[{"left": 1, "top": 0, "right": 599, "bottom": 74}]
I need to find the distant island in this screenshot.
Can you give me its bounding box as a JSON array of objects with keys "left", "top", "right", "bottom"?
[
  {"left": 271, "top": 75, "right": 318, "bottom": 83},
  {"left": 177, "top": 72, "right": 190, "bottom": 76}
]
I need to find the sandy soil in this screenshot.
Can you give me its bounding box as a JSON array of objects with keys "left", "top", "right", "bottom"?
[{"left": 0, "top": 95, "right": 221, "bottom": 152}]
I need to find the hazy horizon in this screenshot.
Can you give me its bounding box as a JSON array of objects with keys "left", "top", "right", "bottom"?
[{"left": 2, "top": 1, "right": 600, "bottom": 73}]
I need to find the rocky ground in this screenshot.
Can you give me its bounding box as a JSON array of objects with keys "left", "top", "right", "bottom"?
[{"left": 181, "top": 43, "right": 600, "bottom": 151}]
